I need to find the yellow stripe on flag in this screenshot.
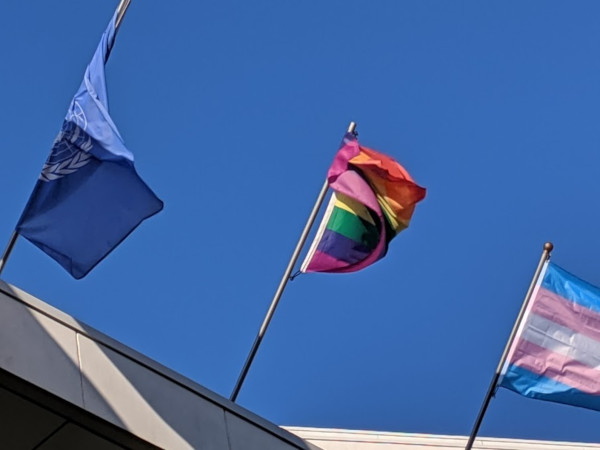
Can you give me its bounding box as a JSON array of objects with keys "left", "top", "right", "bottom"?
[{"left": 334, "top": 193, "right": 376, "bottom": 226}]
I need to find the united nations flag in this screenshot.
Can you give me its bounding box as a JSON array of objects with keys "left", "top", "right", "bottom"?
[{"left": 16, "top": 9, "right": 163, "bottom": 279}]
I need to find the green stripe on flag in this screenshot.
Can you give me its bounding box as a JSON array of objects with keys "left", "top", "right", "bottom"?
[{"left": 326, "top": 206, "right": 379, "bottom": 248}]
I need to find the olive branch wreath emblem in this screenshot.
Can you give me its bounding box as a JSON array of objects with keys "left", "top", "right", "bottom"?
[{"left": 40, "top": 102, "right": 94, "bottom": 182}]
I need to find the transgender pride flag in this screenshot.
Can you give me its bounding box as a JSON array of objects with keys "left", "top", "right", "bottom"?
[{"left": 500, "top": 262, "right": 600, "bottom": 411}]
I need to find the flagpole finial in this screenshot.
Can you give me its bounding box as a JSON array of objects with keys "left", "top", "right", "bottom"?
[
  {"left": 347, "top": 121, "right": 357, "bottom": 135},
  {"left": 465, "top": 239, "right": 555, "bottom": 450}
]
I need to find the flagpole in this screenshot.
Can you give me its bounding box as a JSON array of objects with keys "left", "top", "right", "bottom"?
[
  {"left": 0, "top": 0, "right": 133, "bottom": 280},
  {"left": 464, "top": 242, "right": 553, "bottom": 450},
  {"left": 229, "top": 122, "right": 357, "bottom": 402},
  {"left": 116, "top": 0, "right": 132, "bottom": 29},
  {"left": 0, "top": 231, "right": 19, "bottom": 277}
]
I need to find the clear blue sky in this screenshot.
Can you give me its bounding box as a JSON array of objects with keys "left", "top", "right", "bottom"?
[{"left": 2, "top": 0, "right": 600, "bottom": 443}]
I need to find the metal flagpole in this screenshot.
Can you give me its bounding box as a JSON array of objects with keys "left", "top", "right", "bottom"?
[
  {"left": 229, "top": 121, "right": 357, "bottom": 402},
  {"left": 0, "top": 0, "right": 133, "bottom": 280},
  {"left": 0, "top": 232, "right": 19, "bottom": 277},
  {"left": 116, "top": 0, "right": 132, "bottom": 29},
  {"left": 464, "top": 242, "right": 553, "bottom": 450}
]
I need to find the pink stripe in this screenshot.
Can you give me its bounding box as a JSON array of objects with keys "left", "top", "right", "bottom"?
[
  {"left": 329, "top": 170, "right": 381, "bottom": 214},
  {"left": 328, "top": 137, "right": 360, "bottom": 181},
  {"left": 305, "top": 247, "right": 385, "bottom": 274},
  {"left": 532, "top": 287, "right": 600, "bottom": 343},
  {"left": 511, "top": 339, "right": 600, "bottom": 394},
  {"left": 304, "top": 251, "right": 349, "bottom": 272}
]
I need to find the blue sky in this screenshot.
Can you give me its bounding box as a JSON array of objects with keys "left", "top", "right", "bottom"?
[{"left": 2, "top": 0, "right": 600, "bottom": 443}]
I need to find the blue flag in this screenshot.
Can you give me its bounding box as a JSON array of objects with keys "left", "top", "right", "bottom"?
[{"left": 16, "top": 12, "right": 163, "bottom": 279}]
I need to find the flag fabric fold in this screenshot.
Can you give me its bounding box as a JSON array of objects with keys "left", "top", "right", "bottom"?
[
  {"left": 301, "top": 133, "right": 425, "bottom": 274},
  {"left": 16, "top": 12, "right": 163, "bottom": 279},
  {"left": 500, "top": 262, "right": 600, "bottom": 412}
]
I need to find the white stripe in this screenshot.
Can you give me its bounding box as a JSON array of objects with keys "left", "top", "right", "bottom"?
[
  {"left": 520, "top": 313, "right": 600, "bottom": 369},
  {"left": 300, "top": 192, "right": 337, "bottom": 272},
  {"left": 500, "top": 261, "right": 549, "bottom": 378}
]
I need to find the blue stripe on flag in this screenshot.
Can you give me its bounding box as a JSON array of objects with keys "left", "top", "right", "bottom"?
[
  {"left": 317, "top": 229, "right": 371, "bottom": 264},
  {"left": 542, "top": 263, "right": 600, "bottom": 314},
  {"left": 500, "top": 364, "right": 600, "bottom": 412}
]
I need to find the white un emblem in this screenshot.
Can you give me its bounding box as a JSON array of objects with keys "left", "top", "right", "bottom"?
[{"left": 40, "top": 101, "right": 94, "bottom": 182}]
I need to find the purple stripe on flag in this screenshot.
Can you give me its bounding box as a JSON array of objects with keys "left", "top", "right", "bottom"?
[
  {"left": 511, "top": 339, "right": 600, "bottom": 395},
  {"left": 317, "top": 229, "right": 372, "bottom": 264},
  {"left": 532, "top": 287, "right": 600, "bottom": 343}
]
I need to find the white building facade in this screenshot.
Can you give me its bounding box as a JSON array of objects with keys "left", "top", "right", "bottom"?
[{"left": 288, "top": 427, "right": 600, "bottom": 450}]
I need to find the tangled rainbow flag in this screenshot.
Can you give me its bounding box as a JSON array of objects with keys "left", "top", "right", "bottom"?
[{"left": 300, "top": 133, "right": 426, "bottom": 274}]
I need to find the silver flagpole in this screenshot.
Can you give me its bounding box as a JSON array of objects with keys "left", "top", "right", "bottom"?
[
  {"left": 0, "top": 0, "right": 133, "bottom": 280},
  {"left": 116, "top": 0, "right": 132, "bottom": 30},
  {"left": 464, "top": 242, "right": 553, "bottom": 450},
  {"left": 229, "top": 121, "right": 357, "bottom": 402}
]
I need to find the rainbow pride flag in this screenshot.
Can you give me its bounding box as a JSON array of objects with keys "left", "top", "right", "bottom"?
[
  {"left": 500, "top": 262, "right": 600, "bottom": 411},
  {"left": 301, "top": 133, "right": 426, "bottom": 274}
]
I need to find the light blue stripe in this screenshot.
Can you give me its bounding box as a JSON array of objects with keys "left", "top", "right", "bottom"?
[
  {"left": 541, "top": 263, "right": 600, "bottom": 314},
  {"left": 500, "top": 364, "right": 600, "bottom": 412}
]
